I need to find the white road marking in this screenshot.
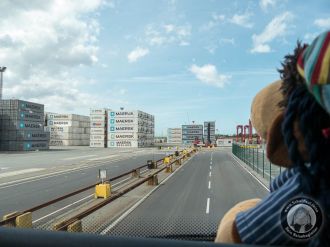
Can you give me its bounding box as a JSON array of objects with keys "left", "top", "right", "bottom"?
[
  {"left": 0, "top": 168, "right": 45, "bottom": 178},
  {"left": 231, "top": 153, "right": 270, "bottom": 192},
  {"left": 32, "top": 194, "right": 94, "bottom": 223},
  {"left": 62, "top": 155, "right": 97, "bottom": 161},
  {"left": 210, "top": 166, "right": 212, "bottom": 170},
  {"left": 208, "top": 181, "right": 211, "bottom": 189},
  {"left": 32, "top": 176, "right": 136, "bottom": 223},
  {"left": 100, "top": 154, "right": 191, "bottom": 235},
  {"left": 209, "top": 171, "right": 212, "bottom": 177},
  {"left": 88, "top": 155, "right": 119, "bottom": 161},
  {"left": 206, "top": 198, "right": 210, "bottom": 214},
  {"left": 0, "top": 157, "right": 130, "bottom": 189}
]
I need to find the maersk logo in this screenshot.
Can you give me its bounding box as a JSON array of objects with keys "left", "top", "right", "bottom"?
[
  {"left": 20, "top": 113, "right": 24, "bottom": 118},
  {"left": 111, "top": 134, "right": 115, "bottom": 139},
  {"left": 110, "top": 142, "right": 115, "bottom": 146},
  {"left": 110, "top": 126, "right": 115, "bottom": 131},
  {"left": 49, "top": 121, "right": 53, "bottom": 125},
  {"left": 20, "top": 123, "right": 24, "bottom": 128},
  {"left": 110, "top": 112, "right": 115, "bottom": 117},
  {"left": 110, "top": 119, "right": 115, "bottom": 124}
]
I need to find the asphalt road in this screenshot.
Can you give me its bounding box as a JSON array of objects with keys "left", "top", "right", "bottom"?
[
  {"left": 106, "top": 149, "right": 268, "bottom": 240},
  {"left": 0, "top": 151, "right": 165, "bottom": 222}
]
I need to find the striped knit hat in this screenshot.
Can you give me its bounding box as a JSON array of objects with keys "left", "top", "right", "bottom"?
[{"left": 297, "top": 30, "right": 330, "bottom": 115}]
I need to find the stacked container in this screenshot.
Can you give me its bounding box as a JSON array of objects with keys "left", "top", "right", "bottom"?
[
  {"left": 90, "top": 109, "right": 109, "bottom": 148},
  {"left": 45, "top": 113, "right": 90, "bottom": 146},
  {"left": 181, "top": 124, "right": 204, "bottom": 145},
  {"left": 107, "top": 110, "right": 154, "bottom": 148},
  {"left": 204, "top": 121, "right": 216, "bottom": 144},
  {"left": 167, "top": 128, "right": 182, "bottom": 144},
  {"left": 0, "top": 99, "right": 50, "bottom": 151}
]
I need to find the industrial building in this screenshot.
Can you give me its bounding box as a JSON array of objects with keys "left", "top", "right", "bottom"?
[
  {"left": 107, "top": 110, "right": 154, "bottom": 148},
  {"left": 204, "top": 121, "right": 216, "bottom": 144},
  {"left": 182, "top": 124, "right": 203, "bottom": 145},
  {"left": 90, "top": 108, "right": 109, "bottom": 148},
  {"left": 45, "top": 113, "right": 90, "bottom": 146},
  {"left": 167, "top": 128, "right": 182, "bottom": 144},
  {"left": 0, "top": 99, "right": 50, "bottom": 151}
]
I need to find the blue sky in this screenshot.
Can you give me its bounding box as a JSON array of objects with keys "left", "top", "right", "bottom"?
[{"left": 1, "top": 0, "right": 330, "bottom": 135}]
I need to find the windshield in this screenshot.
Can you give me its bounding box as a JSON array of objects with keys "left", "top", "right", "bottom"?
[{"left": 0, "top": 0, "right": 329, "bottom": 245}]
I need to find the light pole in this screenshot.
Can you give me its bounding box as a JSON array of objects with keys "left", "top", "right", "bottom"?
[{"left": 0, "top": 66, "right": 7, "bottom": 100}]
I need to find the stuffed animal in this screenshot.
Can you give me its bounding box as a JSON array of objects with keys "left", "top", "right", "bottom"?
[{"left": 215, "top": 30, "right": 330, "bottom": 246}]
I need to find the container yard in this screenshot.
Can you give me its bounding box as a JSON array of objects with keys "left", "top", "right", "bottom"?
[
  {"left": 0, "top": 99, "right": 50, "bottom": 151},
  {"left": 182, "top": 124, "right": 203, "bottom": 145},
  {"left": 167, "top": 128, "right": 182, "bottom": 144},
  {"left": 107, "top": 110, "right": 154, "bottom": 148},
  {"left": 90, "top": 108, "right": 109, "bottom": 148},
  {"left": 204, "top": 121, "right": 216, "bottom": 144},
  {"left": 45, "top": 113, "right": 90, "bottom": 146}
]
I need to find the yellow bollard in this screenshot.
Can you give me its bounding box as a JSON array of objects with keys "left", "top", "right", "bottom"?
[
  {"left": 164, "top": 157, "right": 171, "bottom": 164},
  {"left": 95, "top": 183, "right": 111, "bottom": 199},
  {"left": 67, "top": 220, "right": 82, "bottom": 232},
  {"left": 16, "top": 212, "right": 32, "bottom": 228}
]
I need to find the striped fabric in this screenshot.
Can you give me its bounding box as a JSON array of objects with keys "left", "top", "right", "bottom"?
[
  {"left": 235, "top": 167, "right": 306, "bottom": 245},
  {"left": 297, "top": 30, "right": 330, "bottom": 114}
]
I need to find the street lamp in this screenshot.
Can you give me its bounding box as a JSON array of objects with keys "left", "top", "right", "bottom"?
[{"left": 0, "top": 66, "right": 7, "bottom": 100}]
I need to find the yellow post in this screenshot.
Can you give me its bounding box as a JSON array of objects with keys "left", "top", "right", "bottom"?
[
  {"left": 147, "top": 175, "right": 158, "bottom": 186},
  {"left": 67, "top": 220, "right": 82, "bottom": 232},
  {"left": 2, "top": 212, "right": 19, "bottom": 227},
  {"left": 16, "top": 212, "right": 32, "bottom": 228},
  {"left": 164, "top": 157, "right": 171, "bottom": 164},
  {"left": 95, "top": 183, "right": 111, "bottom": 199}
]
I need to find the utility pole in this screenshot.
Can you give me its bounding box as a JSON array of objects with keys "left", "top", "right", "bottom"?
[{"left": 0, "top": 67, "right": 7, "bottom": 100}]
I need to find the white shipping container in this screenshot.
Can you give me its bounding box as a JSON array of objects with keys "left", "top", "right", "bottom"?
[
  {"left": 50, "top": 139, "right": 89, "bottom": 146},
  {"left": 47, "top": 120, "right": 80, "bottom": 127},
  {"left": 107, "top": 125, "right": 139, "bottom": 132},
  {"left": 90, "top": 128, "right": 105, "bottom": 135},
  {"left": 108, "top": 132, "right": 138, "bottom": 140},
  {"left": 90, "top": 141, "right": 106, "bottom": 147},
  {"left": 108, "top": 110, "right": 139, "bottom": 119},
  {"left": 90, "top": 109, "right": 109, "bottom": 115},
  {"left": 45, "top": 126, "right": 85, "bottom": 134},
  {"left": 90, "top": 134, "right": 106, "bottom": 140},
  {"left": 47, "top": 113, "right": 89, "bottom": 122},
  {"left": 90, "top": 115, "right": 106, "bottom": 122},
  {"left": 90, "top": 121, "right": 106, "bottom": 128},
  {"left": 50, "top": 133, "right": 90, "bottom": 140},
  {"left": 107, "top": 140, "right": 138, "bottom": 148}
]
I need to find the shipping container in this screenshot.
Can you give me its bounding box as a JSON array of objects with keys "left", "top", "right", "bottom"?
[
  {"left": 50, "top": 139, "right": 90, "bottom": 146},
  {"left": 90, "top": 134, "right": 106, "bottom": 141},
  {"left": 0, "top": 141, "right": 49, "bottom": 151},
  {"left": 90, "top": 121, "right": 106, "bottom": 128},
  {"left": 0, "top": 130, "right": 50, "bottom": 141},
  {"left": 90, "top": 109, "right": 109, "bottom": 115},
  {"left": 90, "top": 128, "right": 106, "bottom": 135},
  {"left": 90, "top": 141, "right": 106, "bottom": 148},
  {"left": 44, "top": 126, "right": 85, "bottom": 134},
  {"left": 47, "top": 113, "right": 90, "bottom": 122},
  {"left": 90, "top": 115, "right": 106, "bottom": 122},
  {"left": 0, "top": 99, "right": 44, "bottom": 113}
]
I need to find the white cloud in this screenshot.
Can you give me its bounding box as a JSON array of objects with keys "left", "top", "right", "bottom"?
[
  {"left": 314, "top": 18, "right": 330, "bottom": 29},
  {"left": 259, "top": 0, "right": 277, "bottom": 11},
  {"left": 0, "top": 0, "right": 110, "bottom": 111},
  {"left": 127, "top": 47, "right": 149, "bottom": 63},
  {"left": 189, "top": 64, "right": 231, "bottom": 88},
  {"left": 145, "top": 23, "right": 191, "bottom": 46},
  {"left": 229, "top": 13, "right": 254, "bottom": 28},
  {"left": 251, "top": 11, "right": 294, "bottom": 53}
]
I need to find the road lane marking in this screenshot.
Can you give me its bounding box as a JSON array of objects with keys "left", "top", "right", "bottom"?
[
  {"left": 206, "top": 198, "right": 210, "bottom": 214},
  {"left": 100, "top": 154, "right": 191, "bottom": 235},
  {"left": 62, "top": 155, "right": 97, "bottom": 161},
  {"left": 231, "top": 153, "right": 270, "bottom": 192},
  {"left": 209, "top": 171, "right": 212, "bottom": 177},
  {"left": 208, "top": 181, "right": 211, "bottom": 189},
  {"left": 210, "top": 161, "right": 212, "bottom": 165},
  {"left": 0, "top": 168, "right": 45, "bottom": 178},
  {"left": 32, "top": 176, "right": 137, "bottom": 223},
  {"left": 210, "top": 166, "right": 212, "bottom": 170},
  {"left": 32, "top": 194, "right": 94, "bottom": 223},
  {"left": 88, "top": 154, "right": 119, "bottom": 161},
  {"left": 0, "top": 156, "right": 138, "bottom": 189}
]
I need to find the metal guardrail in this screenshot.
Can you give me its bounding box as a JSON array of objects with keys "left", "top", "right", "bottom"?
[{"left": 232, "top": 143, "right": 283, "bottom": 185}]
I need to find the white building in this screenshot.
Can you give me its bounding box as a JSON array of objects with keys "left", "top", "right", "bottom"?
[{"left": 216, "top": 138, "right": 233, "bottom": 147}]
